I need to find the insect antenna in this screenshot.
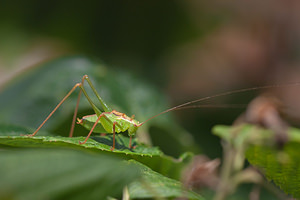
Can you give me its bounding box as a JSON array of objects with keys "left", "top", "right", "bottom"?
[
  {"left": 170, "top": 104, "right": 246, "bottom": 110},
  {"left": 138, "top": 82, "right": 300, "bottom": 126}
]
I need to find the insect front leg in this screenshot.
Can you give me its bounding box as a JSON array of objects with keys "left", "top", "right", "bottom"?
[
  {"left": 128, "top": 136, "right": 137, "bottom": 149},
  {"left": 111, "top": 121, "right": 117, "bottom": 151},
  {"left": 129, "top": 136, "right": 133, "bottom": 149}
]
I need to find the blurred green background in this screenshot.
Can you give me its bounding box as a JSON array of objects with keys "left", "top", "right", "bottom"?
[{"left": 1, "top": 0, "right": 300, "bottom": 159}]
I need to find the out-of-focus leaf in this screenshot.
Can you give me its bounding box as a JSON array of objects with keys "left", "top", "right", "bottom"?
[
  {"left": 128, "top": 160, "right": 204, "bottom": 200},
  {"left": 213, "top": 124, "right": 273, "bottom": 148},
  {"left": 0, "top": 56, "right": 199, "bottom": 156},
  {"left": 213, "top": 124, "right": 300, "bottom": 198},
  {"left": 0, "top": 149, "right": 140, "bottom": 200},
  {"left": 247, "top": 127, "right": 300, "bottom": 198},
  {"left": 0, "top": 57, "right": 107, "bottom": 131},
  {"left": 0, "top": 124, "right": 50, "bottom": 136}
]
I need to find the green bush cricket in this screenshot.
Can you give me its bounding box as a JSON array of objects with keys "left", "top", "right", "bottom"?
[
  {"left": 28, "top": 75, "right": 142, "bottom": 151},
  {"left": 28, "top": 75, "right": 300, "bottom": 151}
]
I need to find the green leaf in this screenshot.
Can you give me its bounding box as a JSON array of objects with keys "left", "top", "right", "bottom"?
[
  {"left": 0, "top": 135, "right": 162, "bottom": 157},
  {"left": 0, "top": 149, "right": 140, "bottom": 200},
  {"left": 213, "top": 124, "right": 300, "bottom": 198},
  {"left": 128, "top": 160, "right": 204, "bottom": 200},
  {"left": 0, "top": 124, "right": 162, "bottom": 156},
  {"left": 246, "top": 127, "right": 300, "bottom": 198},
  {"left": 0, "top": 124, "right": 50, "bottom": 136},
  {"left": 0, "top": 124, "right": 192, "bottom": 180}
]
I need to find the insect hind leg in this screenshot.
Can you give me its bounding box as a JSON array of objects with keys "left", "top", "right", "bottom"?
[
  {"left": 30, "top": 75, "right": 102, "bottom": 138},
  {"left": 29, "top": 82, "right": 82, "bottom": 137}
]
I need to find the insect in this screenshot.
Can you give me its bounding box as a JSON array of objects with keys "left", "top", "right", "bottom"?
[{"left": 28, "top": 75, "right": 300, "bottom": 151}]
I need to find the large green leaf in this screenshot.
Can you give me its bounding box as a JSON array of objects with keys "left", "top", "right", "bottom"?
[
  {"left": 213, "top": 124, "right": 300, "bottom": 198},
  {"left": 0, "top": 135, "right": 162, "bottom": 156},
  {"left": 0, "top": 149, "right": 140, "bottom": 200},
  {"left": 128, "top": 160, "right": 204, "bottom": 200},
  {"left": 0, "top": 56, "right": 199, "bottom": 156},
  {"left": 0, "top": 124, "right": 192, "bottom": 180}
]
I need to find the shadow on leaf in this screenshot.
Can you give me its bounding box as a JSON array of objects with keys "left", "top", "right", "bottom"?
[{"left": 91, "top": 135, "right": 137, "bottom": 151}]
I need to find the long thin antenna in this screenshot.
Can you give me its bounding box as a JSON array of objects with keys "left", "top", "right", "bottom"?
[
  {"left": 138, "top": 82, "right": 300, "bottom": 126},
  {"left": 170, "top": 104, "right": 246, "bottom": 110}
]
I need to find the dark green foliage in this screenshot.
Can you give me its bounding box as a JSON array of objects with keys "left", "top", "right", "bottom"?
[
  {"left": 0, "top": 57, "right": 202, "bottom": 199},
  {"left": 1, "top": 57, "right": 299, "bottom": 199}
]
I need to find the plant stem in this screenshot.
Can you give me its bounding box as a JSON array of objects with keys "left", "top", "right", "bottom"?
[{"left": 213, "top": 142, "right": 235, "bottom": 200}]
